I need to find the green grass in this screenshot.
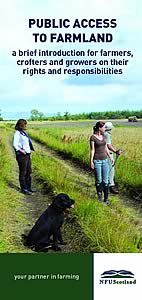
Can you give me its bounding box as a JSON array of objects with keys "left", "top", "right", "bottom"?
[
  {"left": 0, "top": 128, "right": 32, "bottom": 253},
  {"left": 31, "top": 144, "right": 142, "bottom": 253},
  {"left": 28, "top": 126, "right": 142, "bottom": 193},
  {"left": 1, "top": 125, "right": 142, "bottom": 253}
]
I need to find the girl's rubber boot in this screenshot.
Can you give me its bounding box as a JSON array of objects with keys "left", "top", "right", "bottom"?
[
  {"left": 96, "top": 183, "right": 103, "bottom": 202},
  {"left": 104, "top": 185, "right": 110, "bottom": 205}
]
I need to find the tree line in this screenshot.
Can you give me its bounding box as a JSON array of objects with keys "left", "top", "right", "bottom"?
[
  {"left": 30, "top": 109, "right": 142, "bottom": 121},
  {"left": 0, "top": 109, "right": 142, "bottom": 121}
]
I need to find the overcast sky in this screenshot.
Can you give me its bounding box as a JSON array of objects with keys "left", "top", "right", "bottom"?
[{"left": 0, "top": 0, "right": 142, "bottom": 118}]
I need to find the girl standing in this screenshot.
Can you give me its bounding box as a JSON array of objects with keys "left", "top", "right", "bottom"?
[
  {"left": 13, "top": 119, "right": 35, "bottom": 195},
  {"left": 90, "top": 121, "right": 113, "bottom": 204}
]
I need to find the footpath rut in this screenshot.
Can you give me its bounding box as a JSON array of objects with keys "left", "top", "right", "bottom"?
[
  {"left": 32, "top": 140, "right": 142, "bottom": 230},
  {"left": 10, "top": 140, "right": 92, "bottom": 253},
  {"left": 8, "top": 136, "right": 142, "bottom": 252}
]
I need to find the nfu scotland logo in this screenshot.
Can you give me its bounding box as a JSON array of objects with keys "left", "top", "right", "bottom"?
[{"left": 99, "top": 270, "right": 136, "bottom": 285}]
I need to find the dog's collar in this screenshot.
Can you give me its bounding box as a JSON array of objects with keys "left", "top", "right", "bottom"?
[{"left": 52, "top": 203, "right": 65, "bottom": 212}]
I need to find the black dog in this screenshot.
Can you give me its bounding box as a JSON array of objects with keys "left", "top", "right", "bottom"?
[{"left": 24, "top": 193, "right": 75, "bottom": 252}]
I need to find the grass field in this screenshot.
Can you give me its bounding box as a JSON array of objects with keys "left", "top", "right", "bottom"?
[
  {"left": 31, "top": 142, "right": 142, "bottom": 252},
  {"left": 0, "top": 127, "right": 32, "bottom": 252},
  {"left": 0, "top": 122, "right": 142, "bottom": 253},
  {"left": 28, "top": 125, "right": 142, "bottom": 194}
]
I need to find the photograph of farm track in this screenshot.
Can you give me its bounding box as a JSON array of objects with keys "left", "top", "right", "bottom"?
[{"left": 0, "top": 119, "right": 142, "bottom": 253}]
